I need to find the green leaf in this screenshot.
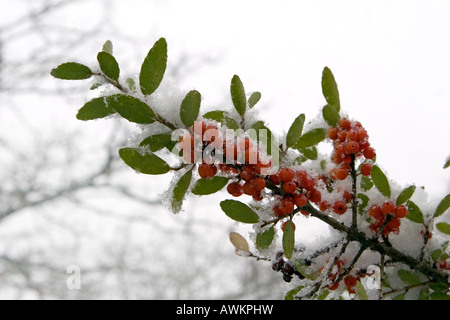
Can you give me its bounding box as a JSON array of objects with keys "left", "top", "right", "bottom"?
[
  {"left": 360, "top": 176, "right": 373, "bottom": 191},
  {"left": 139, "top": 37, "right": 167, "bottom": 95},
  {"left": 435, "top": 194, "right": 450, "bottom": 217},
  {"left": 371, "top": 165, "right": 391, "bottom": 198},
  {"left": 436, "top": 222, "right": 450, "bottom": 235},
  {"left": 191, "top": 176, "right": 229, "bottom": 195},
  {"left": 282, "top": 221, "right": 295, "bottom": 259},
  {"left": 392, "top": 293, "right": 405, "bottom": 300},
  {"left": 97, "top": 51, "right": 120, "bottom": 81},
  {"left": 430, "top": 282, "right": 449, "bottom": 292},
  {"left": 321, "top": 67, "right": 340, "bottom": 112},
  {"left": 406, "top": 200, "right": 424, "bottom": 223},
  {"left": 286, "top": 114, "right": 305, "bottom": 148},
  {"left": 431, "top": 249, "right": 443, "bottom": 262},
  {"left": 171, "top": 168, "right": 193, "bottom": 213},
  {"left": 106, "top": 94, "right": 156, "bottom": 124},
  {"left": 356, "top": 281, "right": 368, "bottom": 300},
  {"left": 357, "top": 193, "right": 370, "bottom": 214},
  {"left": 251, "top": 121, "right": 275, "bottom": 156},
  {"left": 220, "top": 200, "right": 259, "bottom": 224},
  {"left": 397, "top": 269, "right": 421, "bottom": 285},
  {"left": 202, "top": 110, "right": 239, "bottom": 129},
  {"left": 118, "top": 147, "right": 170, "bottom": 175},
  {"left": 396, "top": 185, "right": 416, "bottom": 205},
  {"left": 126, "top": 78, "right": 137, "bottom": 92},
  {"left": 102, "top": 40, "right": 113, "bottom": 55},
  {"left": 50, "top": 62, "right": 92, "bottom": 80},
  {"left": 294, "top": 128, "right": 326, "bottom": 149},
  {"left": 230, "top": 75, "right": 246, "bottom": 116},
  {"left": 431, "top": 291, "right": 450, "bottom": 300},
  {"left": 322, "top": 104, "right": 340, "bottom": 127},
  {"left": 76, "top": 97, "right": 115, "bottom": 120},
  {"left": 256, "top": 227, "right": 275, "bottom": 250},
  {"left": 139, "top": 134, "right": 176, "bottom": 152},
  {"left": 248, "top": 91, "right": 261, "bottom": 108},
  {"left": 180, "top": 90, "right": 201, "bottom": 127},
  {"left": 299, "top": 147, "right": 317, "bottom": 160},
  {"left": 284, "top": 286, "right": 303, "bottom": 300},
  {"left": 317, "top": 289, "right": 330, "bottom": 300},
  {"left": 444, "top": 158, "right": 450, "bottom": 169}
]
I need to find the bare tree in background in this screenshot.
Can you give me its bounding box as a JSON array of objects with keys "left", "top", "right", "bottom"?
[{"left": 0, "top": 0, "right": 285, "bottom": 299}]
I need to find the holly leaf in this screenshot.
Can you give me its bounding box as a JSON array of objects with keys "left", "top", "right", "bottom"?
[
  {"left": 106, "top": 94, "right": 156, "bottom": 124},
  {"left": 256, "top": 227, "right": 275, "bottom": 250},
  {"left": 406, "top": 200, "right": 424, "bottom": 223},
  {"left": 294, "top": 128, "right": 326, "bottom": 149},
  {"left": 202, "top": 110, "right": 239, "bottom": 129},
  {"left": 102, "top": 40, "right": 113, "bottom": 55},
  {"left": 220, "top": 200, "right": 259, "bottom": 224},
  {"left": 97, "top": 51, "right": 120, "bottom": 81},
  {"left": 248, "top": 91, "right": 261, "bottom": 108},
  {"left": 191, "top": 176, "right": 229, "bottom": 195},
  {"left": 118, "top": 147, "right": 170, "bottom": 175},
  {"left": 356, "top": 281, "right": 368, "bottom": 300},
  {"left": 139, "top": 134, "right": 176, "bottom": 152},
  {"left": 282, "top": 221, "right": 295, "bottom": 259},
  {"left": 286, "top": 114, "right": 305, "bottom": 148},
  {"left": 396, "top": 185, "right": 416, "bottom": 205},
  {"left": 436, "top": 222, "right": 450, "bottom": 235},
  {"left": 139, "top": 37, "right": 167, "bottom": 95},
  {"left": 171, "top": 168, "right": 193, "bottom": 213},
  {"left": 50, "top": 62, "right": 92, "bottom": 80},
  {"left": 321, "top": 67, "right": 340, "bottom": 112},
  {"left": 180, "top": 90, "right": 201, "bottom": 127},
  {"left": 322, "top": 104, "right": 340, "bottom": 127},
  {"left": 371, "top": 165, "right": 391, "bottom": 198},
  {"left": 397, "top": 269, "right": 421, "bottom": 285},
  {"left": 230, "top": 75, "right": 246, "bottom": 116},
  {"left": 76, "top": 97, "right": 115, "bottom": 120},
  {"left": 435, "top": 194, "right": 450, "bottom": 218}
]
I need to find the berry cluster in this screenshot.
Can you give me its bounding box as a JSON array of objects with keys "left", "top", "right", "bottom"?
[
  {"left": 327, "top": 259, "right": 374, "bottom": 294},
  {"left": 271, "top": 251, "right": 303, "bottom": 282},
  {"left": 368, "top": 201, "right": 409, "bottom": 236},
  {"left": 328, "top": 118, "right": 375, "bottom": 180}
]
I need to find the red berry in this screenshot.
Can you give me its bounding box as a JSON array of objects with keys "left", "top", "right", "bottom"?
[
  {"left": 251, "top": 177, "right": 267, "bottom": 192},
  {"left": 394, "top": 205, "right": 408, "bottom": 218},
  {"left": 227, "top": 182, "right": 243, "bottom": 197},
  {"left": 328, "top": 127, "right": 338, "bottom": 140},
  {"left": 269, "top": 173, "right": 281, "bottom": 185},
  {"left": 386, "top": 218, "right": 401, "bottom": 234},
  {"left": 344, "top": 275, "right": 357, "bottom": 293},
  {"left": 279, "top": 168, "right": 295, "bottom": 182},
  {"left": 283, "top": 181, "right": 297, "bottom": 194},
  {"left": 339, "top": 118, "right": 352, "bottom": 130},
  {"left": 337, "top": 130, "right": 348, "bottom": 142},
  {"left": 333, "top": 201, "right": 347, "bottom": 215},
  {"left": 294, "top": 194, "right": 308, "bottom": 207},
  {"left": 369, "top": 205, "right": 383, "bottom": 221},
  {"left": 335, "top": 168, "right": 349, "bottom": 180},
  {"left": 346, "top": 129, "right": 358, "bottom": 141},
  {"left": 242, "top": 180, "right": 255, "bottom": 195},
  {"left": 381, "top": 201, "right": 395, "bottom": 215},
  {"left": 198, "top": 163, "right": 217, "bottom": 179},
  {"left": 363, "top": 147, "right": 376, "bottom": 160},
  {"left": 308, "top": 189, "right": 322, "bottom": 203},
  {"left": 240, "top": 165, "right": 255, "bottom": 181},
  {"left": 343, "top": 191, "right": 353, "bottom": 203},
  {"left": 345, "top": 141, "right": 359, "bottom": 154},
  {"left": 319, "top": 201, "right": 331, "bottom": 212},
  {"left": 360, "top": 163, "right": 372, "bottom": 176},
  {"left": 280, "top": 197, "right": 295, "bottom": 215},
  {"left": 356, "top": 128, "right": 368, "bottom": 142}
]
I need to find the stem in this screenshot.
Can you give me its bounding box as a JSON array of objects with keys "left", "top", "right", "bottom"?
[{"left": 350, "top": 154, "right": 358, "bottom": 230}]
